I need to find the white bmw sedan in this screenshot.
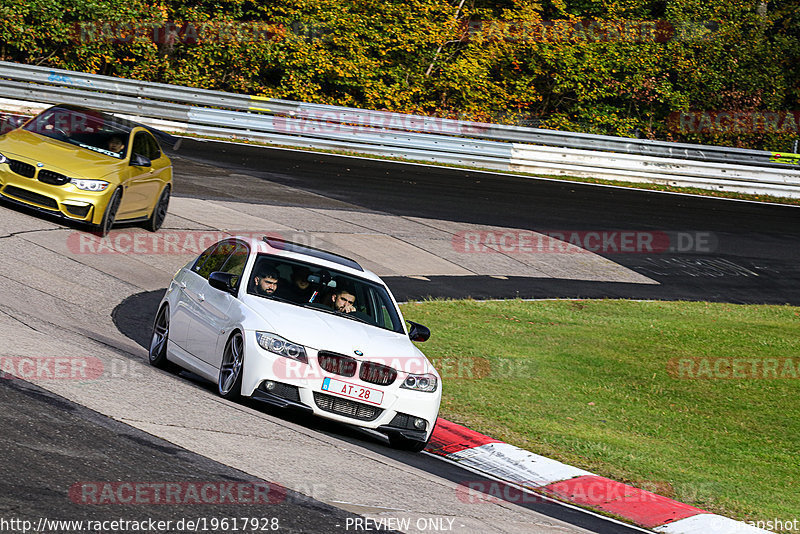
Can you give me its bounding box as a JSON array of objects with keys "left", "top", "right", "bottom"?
[{"left": 149, "top": 236, "right": 441, "bottom": 451}]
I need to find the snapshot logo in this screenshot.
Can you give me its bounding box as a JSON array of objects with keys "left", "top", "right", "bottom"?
[
  {"left": 669, "top": 357, "right": 800, "bottom": 380},
  {"left": 460, "top": 19, "right": 720, "bottom": 44},
  {"left": 67, "top": 231, "right": 320, "bottom": 255},
  {"left": 69, "top": 481, "right": 286, "bottom": 505},
  {"left": 668, "top": 111, "right": 800, "bottom": 135},
  {"left": 0, "top": 356, "right": 103, "bottom": 381},
  {"left": 272, "top": 109, "right": 489, "bottom": 136},
  {"left": 746, "top": 519, "right": 800, "bottom": 532},
  {"left": 452, "top": 230, "right": 716, "bottom": 254}
]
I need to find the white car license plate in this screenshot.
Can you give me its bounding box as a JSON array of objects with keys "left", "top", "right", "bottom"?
[{"left": 322, "top": 377, "right": 383, "bottom": 405}]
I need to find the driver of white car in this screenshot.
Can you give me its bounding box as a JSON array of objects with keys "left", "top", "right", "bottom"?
[{"left": 252, "top": 267, "right": 280, "bottom": 297}]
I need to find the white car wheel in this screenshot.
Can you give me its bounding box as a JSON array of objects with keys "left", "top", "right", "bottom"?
[{"left": 218, "top": 332, "right": 244, "bottom": 399}]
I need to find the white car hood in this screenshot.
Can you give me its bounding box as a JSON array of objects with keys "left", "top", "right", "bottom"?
[{"left": 242, "top": 296, "right": 432, "bottom": 372}]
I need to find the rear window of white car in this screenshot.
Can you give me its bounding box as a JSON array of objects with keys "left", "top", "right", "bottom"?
[{"left": 248, "top": 254, "right": 405, "bottom": 334}]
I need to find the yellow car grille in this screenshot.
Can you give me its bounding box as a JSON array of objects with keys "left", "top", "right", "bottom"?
[
  {"left": 8, "top": 159, "right": 35, "bottom": 178},
  {"left": 37, "top": 169, "right": 70, "bottom": 185}
]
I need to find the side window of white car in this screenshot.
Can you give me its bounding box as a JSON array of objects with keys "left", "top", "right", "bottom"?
[
  {"left": 193, "top": 242, "right": 236, "bottom": 279},
  {"left": 191, "top": 243, "right": 217, "bottom": 274},
  {"left": 218, "top": 243, "right": 249, "bottom": 288}
]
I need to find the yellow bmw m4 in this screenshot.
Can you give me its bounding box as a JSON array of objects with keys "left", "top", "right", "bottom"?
[{"left": 0, "top": 104, "right": 172, "bottom": 236}]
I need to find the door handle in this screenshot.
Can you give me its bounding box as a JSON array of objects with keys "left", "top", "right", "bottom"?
[
  {"left": 177, "top": 281, "right": 186, "bottom": 290},
  {"left": 197, "top": 293, "right": 205, "bottom": 302}
]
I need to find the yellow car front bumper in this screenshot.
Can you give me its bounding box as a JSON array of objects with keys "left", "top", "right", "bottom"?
[{"left": 0, "top": 168, "right": 112, "bottom": 224}]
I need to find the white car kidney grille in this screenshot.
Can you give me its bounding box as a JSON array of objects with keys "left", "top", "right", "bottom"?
[{"left": 359, "top": 361, "right": 397, "bottom": 386}]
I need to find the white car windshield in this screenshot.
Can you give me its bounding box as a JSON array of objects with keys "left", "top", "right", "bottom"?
[{"left": 248, "top": 254, "right": 405, "bottom": 334}]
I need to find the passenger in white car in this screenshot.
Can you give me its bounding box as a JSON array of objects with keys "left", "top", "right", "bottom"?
[
  {"left": 277, "top": 265, "right": 314, "bottom": 303},
  {"left": 328, "top": 286, "right": 356, "bottom": 314}
]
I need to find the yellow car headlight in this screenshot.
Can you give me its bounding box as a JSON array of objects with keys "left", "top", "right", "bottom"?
[
  {"left": 71, "top": 179, "right": 109, "bottom": 191},
  {"left": 0, "top": 152, "right": 7, "bottom": 164}
]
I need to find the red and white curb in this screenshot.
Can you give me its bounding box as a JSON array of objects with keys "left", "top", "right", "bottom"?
[{"left": 427, "top": 418, "right": 769, "bottom": 533}]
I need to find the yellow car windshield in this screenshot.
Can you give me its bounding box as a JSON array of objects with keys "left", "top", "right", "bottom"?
[{"left": 23, "top": 105, "right": 133, "bottom": 159}]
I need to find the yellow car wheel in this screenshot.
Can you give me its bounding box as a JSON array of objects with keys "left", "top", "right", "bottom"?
[
  {"left": 97, "top": 188, "right": 122, "bottom": 237},
  {"left": 144, "top": 185, "right": 170, "bottom": 233}
]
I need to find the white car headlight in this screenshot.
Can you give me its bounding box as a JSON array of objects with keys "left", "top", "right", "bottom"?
[
  {"left": 256, "top": 332, "right": 307, "bottom": 364},
  {"left": 401, "top": 373, "right": 438, "bottom": 393},
  {"left": 71, "top": 178, "right": 110, "bottom": 191}
]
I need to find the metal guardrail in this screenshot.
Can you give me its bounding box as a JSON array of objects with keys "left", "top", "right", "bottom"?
[
  {"left": 0, "top": 60, "right": 795, "bottom": 169},
  {"left": 1, "top": 61, "right": 799, "bottom": 198}
]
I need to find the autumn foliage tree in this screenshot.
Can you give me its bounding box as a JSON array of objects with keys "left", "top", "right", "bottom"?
[{"left": 0, "top": 0, "right": 797, "bottom": 150}]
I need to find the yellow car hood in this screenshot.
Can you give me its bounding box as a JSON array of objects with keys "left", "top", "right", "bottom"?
[{"left": 0, "top": 129, "right": 126, "bottom": 180}]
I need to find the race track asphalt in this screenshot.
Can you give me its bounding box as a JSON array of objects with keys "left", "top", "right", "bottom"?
[
  {"left": 169, "top": 139, "right": 800, "bottom": 305},
  {"left": 2, "top": 136, "right": 796, "bottom": 534}
]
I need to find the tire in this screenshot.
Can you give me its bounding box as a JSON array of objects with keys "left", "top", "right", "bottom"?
[
  {"left": 148, "top": 305, "right": 171, "bottom": 368},
  {"left": 96, "top": 188, "right": 122, "bottom": 237},
  {"left": 218, "top": 331, "right": 244, "bottom": 399},
  {"left": 144, "top": 185, "right": 170, "bottom": 232}
]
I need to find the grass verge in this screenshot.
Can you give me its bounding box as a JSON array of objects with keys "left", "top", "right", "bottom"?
[{"left": 398, "top": 299, "right": 800, "bottom": 529}]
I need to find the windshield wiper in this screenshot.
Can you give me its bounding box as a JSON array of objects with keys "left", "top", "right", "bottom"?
[
  {"left": 336, "top": 312, "right": 375, "bottom": 326},
  {"left": 305, "top": 304, "right": 372, "bottom": 325},
  {"left": 258, "top": 294, "right": 295, "bottom": 304}
]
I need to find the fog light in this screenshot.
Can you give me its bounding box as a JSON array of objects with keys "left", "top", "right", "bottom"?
[
  {"left": 264, "top": 380, "right": 275, "bottom": 391},
  {"left": 413, "top": 418, "right": 426, "bottom": 430}
]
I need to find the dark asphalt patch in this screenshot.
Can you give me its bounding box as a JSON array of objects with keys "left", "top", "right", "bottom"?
[
  {"left": 384, "top": 257, "right": 800, "bottom": 305},
  {"left": 0, "top": 377, "right": 398, "bottom": 534}
]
